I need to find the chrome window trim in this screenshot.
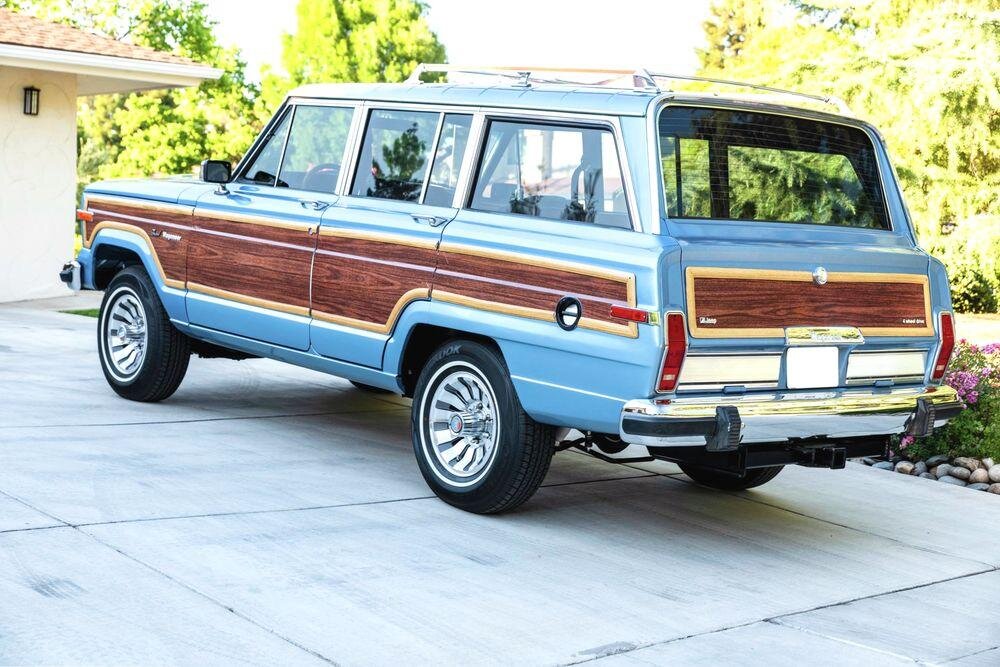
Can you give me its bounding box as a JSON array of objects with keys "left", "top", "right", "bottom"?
[
  {"left": 272, "top": 104, "right": 297, "bottom": 188},
  {"left": 460, "top": 110, "right": 641, "bottom": 232},
  {"left": 418, "top": 112, "right": 446, "bottom": 205},
  {"left": 646, "top": 95, "right": 898, "bottom": 234},
  {"left": 452, "top": 112, "right": 486, "bottom": 210}
]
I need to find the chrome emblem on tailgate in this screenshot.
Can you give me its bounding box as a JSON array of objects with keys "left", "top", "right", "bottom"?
[{"left": 786, "top": 326, "right": 864, "bottom": 345}]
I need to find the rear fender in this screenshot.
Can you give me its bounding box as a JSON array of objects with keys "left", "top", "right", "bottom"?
[{"left": 386, "top": 300, "right": 661, "bottom": 433}]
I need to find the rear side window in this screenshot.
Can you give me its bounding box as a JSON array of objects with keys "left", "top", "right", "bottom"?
[
  {"left": 351, "top": 109, "right": 438, "bottom": 202},
  {"left": 658, "top": 107, "right": 890, "bottom": 230},
  {"left": 424, "top": 114, "right": 473, "bottom": 207},
  {"left": 470, "top": 120, "right": 631, "bottom": 229}
]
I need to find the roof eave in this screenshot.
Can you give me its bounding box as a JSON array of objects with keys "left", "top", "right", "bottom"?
[{"left": 0, "top": 42, "right": 221, "bottom": 95}]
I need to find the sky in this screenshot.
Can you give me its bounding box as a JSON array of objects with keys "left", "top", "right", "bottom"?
[{"left": 202, "top": 0, "right": 712, "bottom": 82}]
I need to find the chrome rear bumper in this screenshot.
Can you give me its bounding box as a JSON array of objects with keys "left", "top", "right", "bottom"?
[{"left": 620, "top": 385, "right": 962, "bottom": 448}]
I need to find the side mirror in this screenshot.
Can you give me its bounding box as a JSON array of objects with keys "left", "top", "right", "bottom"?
[{"left": 200, "top": 159, "right": 231, "bottom": 194}]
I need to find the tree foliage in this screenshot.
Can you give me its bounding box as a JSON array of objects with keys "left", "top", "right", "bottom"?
[
  {"left": 3, "top": 0, "right": 258, "bottom": 184},
  {"left": 260, "top": 0, "right": 446, "bottom": 110},
  {"left": 697, "top": 0, "right": 1000, "bottom": 243}
]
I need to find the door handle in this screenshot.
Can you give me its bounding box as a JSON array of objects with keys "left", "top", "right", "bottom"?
[
  {"left": 411, "top": 214, "right": 449, "bottom": 227},
  {"left": 299, "top": 199, "right": 331, "bottom": 211}
]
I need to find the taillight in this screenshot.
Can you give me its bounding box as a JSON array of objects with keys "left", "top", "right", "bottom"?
[
  {"left": 931, "top": 312, "right": 955, "bottom": 381},
  {"left": 657, "top": 312, "right": 687, "bottom": 392}
]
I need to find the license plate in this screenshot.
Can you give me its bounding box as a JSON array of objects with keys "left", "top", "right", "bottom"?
[{"left": 786, "top": 346, "right": 839, "bottom": 389}]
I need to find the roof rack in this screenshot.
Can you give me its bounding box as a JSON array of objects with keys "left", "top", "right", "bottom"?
[{"left": 406, "top": 64, "right": 852, "bottom": 115}]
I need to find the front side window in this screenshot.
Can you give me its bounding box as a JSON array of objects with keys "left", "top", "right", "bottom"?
[
  {"left": 659, "top": 107, "right": 890, "bottom": 229},
  {"left": 351, "top": 109, "right": 438, "bottom": 202},
  {"left": 241, "top": 109, "right": 292, "bottom": 186},
  {"left": 277, "top": 105, "right": 354, "bottom": 193},
  {"left": 470, "top": 120, "right": 631, "bottom": 229}
]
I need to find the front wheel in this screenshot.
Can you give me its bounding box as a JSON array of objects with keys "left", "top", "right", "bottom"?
[
  {"left": 411, "top": 340, "right": 555, "bottom": 514},
  {"left": 98, "top": 266, "right": 190, "bottom": 402},
  {"left": 679, "top": 464, "right": 783, "bottom": 491}
]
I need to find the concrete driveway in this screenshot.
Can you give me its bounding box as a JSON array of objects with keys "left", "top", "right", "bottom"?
[{"left": 2, "top": 295, "right": 999, "bottom": 666}]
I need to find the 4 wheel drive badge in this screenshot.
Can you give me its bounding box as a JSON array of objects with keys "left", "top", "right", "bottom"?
[
  {"left": 555, "top": 296, "right": 583, "bottom": 331},
  {"left": 812, "top": 266, "right": 828, "bottom": 285}
]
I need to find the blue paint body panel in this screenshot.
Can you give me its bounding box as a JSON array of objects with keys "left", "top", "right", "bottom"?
[{"left": 73, "top": 84, "right": 953, "bottom": 437}]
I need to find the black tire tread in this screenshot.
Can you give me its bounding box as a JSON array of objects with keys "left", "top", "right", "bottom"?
[
  {"left": 679, "top": 464, "right": 783, "bottom": 491},
  {"left": 412, "top": 339, "right": 555, "bottom": 514},
  {"left": 100, "top": 266, "right": 190, "bottom": 402}
]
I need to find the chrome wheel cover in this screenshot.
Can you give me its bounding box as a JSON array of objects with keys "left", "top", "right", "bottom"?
[
  {"left": 103, "top": 288, "right": 147, "bottom": 381},
  {"left": 420, "top": 362, "right": 500, "bottom": 486}
]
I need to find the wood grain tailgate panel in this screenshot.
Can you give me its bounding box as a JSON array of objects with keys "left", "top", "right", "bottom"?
[{"left": 687, "top": 267, "right": 932, "bottom": 338}]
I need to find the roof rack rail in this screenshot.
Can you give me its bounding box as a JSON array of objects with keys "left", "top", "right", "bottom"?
[
  {"left": 406, "top": 64, "right": 852, "bottom": 115},
  {"left": 646, "top": 71, "right": 852, "bottom": 115}
]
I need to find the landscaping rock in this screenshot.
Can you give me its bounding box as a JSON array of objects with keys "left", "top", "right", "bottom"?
[
  {"left": 989, "top": 484, "right": 1000, "bottom": 495},
  {"left": 919, "top": 472, "right": 936, "bottom": 480},
  {"left": 968, "top": 483, "right": 991, "bottom": 491},
  {"left": 989, "top": 464, "right": 1000, "bottom": 483},
  {"left": 926, "top": 454, "right": 950, "bottom": 467},
  {"left": 934, "top": 464, "right": 953, "bottom": 479},
  {"left": 861, "top": 457, "right": 878, "bottom": 466},
  {"left": 895, "top": 461, "right": 914, "bottom": 475},
  {"left": 983, "top": 458, "right": 995, "bottom": 469},
  {"left": 970, "top": 468, "right": 990, "bottom": 484},
  {"left": 873, "top": 461, "right": 894, "bottom": 470},
  {"left": 938, "top": 475, "right": 967, "bottom": 486},
  {"left": 912, "top": 461, "right": 928, "bottom": 476},
  {"left": 950, "top": 466, "right": 972, "bottom": 481},
  {"left": 953, "top": 457, "right": 980, "bottom": 472}
]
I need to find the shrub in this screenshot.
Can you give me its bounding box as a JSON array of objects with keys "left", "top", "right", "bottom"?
[
  {"left": 932, "top": 216, "right": 1000, "bottom": 314},
  {"left": 903, "top": 341, "right": 1000, "bottom": 462},
  {"left": 946, "top": 258, "right": 998, "bottom": 314}
]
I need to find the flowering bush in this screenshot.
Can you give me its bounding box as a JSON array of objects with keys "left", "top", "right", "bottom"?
[{"left": 903, "top": 341, "right": 1000, "bottom": 461}]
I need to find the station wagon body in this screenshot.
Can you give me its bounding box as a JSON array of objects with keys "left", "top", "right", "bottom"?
[{"left": 64, "top": 66, "right": 963, "bottom": 512}]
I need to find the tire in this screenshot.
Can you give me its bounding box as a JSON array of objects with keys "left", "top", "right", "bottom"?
[
  {"left": 679, "top": 464, "right": 783, "bottom": 491},
  {"left": 350, "top": 380, "right": 393, "bottom": 394},
  {"left": 411, "top": 339, "right": 556, "bottom": 514},
  {"left": 98, "top": 265, "right": 190, "bottom": 402}
]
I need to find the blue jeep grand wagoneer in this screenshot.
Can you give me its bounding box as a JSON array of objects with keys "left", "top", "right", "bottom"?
[{"left": 63, "top": 66, "right": 962, "bottom": 513}]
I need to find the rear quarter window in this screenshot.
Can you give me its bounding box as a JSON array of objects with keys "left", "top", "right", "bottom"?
[{"left": 658, "top": 107, "right": 890, "bottom": 230}]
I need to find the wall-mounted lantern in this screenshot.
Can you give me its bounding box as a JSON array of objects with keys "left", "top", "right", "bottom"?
[{"left": 23, "top": 86, "right": 40, "bottom": 116}]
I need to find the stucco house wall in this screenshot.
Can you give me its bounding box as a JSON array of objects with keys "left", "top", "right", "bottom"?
[{"left": 0, "top": 65, "right": 78, "bottom": 302}]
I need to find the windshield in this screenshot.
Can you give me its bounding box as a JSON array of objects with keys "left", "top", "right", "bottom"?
[{"left": 658, "top": 106, "right": 890, "bottom": 230}]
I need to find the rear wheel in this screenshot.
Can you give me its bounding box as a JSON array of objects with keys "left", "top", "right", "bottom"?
[
  {"left": 679, "top": 464, "right": 783, "bottom": 491},
  {"left": 411, "top": 339, "right": 555, "bottom": 514},
  {"left": 98, "top": 266, "right": 190, "bottom": 402}
]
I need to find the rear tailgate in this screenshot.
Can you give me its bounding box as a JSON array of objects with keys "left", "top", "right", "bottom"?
[{"left": 655, "top": 103, "right": 941, "bottom": 393}]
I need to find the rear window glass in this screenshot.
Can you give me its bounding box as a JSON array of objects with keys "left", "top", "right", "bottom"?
[{"left": 658, "top": 107, "right": 890, "bottom": 230}]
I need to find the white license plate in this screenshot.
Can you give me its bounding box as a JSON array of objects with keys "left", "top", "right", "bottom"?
[{"left": 786, "top": 346, "right": 839, "bottom": 389}]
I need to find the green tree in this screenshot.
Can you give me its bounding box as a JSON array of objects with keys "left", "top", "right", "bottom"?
[
  {"left": 260, "top": 0, "right": 445, "bottom": 110},
  {"left": 3, "top": 0, "right": 258, "bottom": 184},
  {"left": 697, "top": 0, "right": 1000, "bottom": 244}
]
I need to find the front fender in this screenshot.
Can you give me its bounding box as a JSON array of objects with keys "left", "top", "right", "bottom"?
[{"left": 84, "top": 228, "right": 187, "bottom": 322}]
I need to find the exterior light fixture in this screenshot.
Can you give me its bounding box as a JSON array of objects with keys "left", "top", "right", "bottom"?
[{"left": 23, "top": 86, "right": 40, "bottom": 116}]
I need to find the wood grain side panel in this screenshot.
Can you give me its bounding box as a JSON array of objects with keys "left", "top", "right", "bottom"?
[
  {"left": 435, "top": 250, "right": 631, "bottom": 326},
  {"left": 84, "top": 201, "right": 193, "bottom": 287},
  {"left": 311, "top": 234, "right": 437, "bottom": 330},
  {"left": 688, "top": 268, "right": 932, "bottom": 338},
  {"left": 188, "top": 216, "right": 314, "bottom": 311}
]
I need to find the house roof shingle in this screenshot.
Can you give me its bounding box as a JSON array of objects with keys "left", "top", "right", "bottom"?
[{"left": 0, "top": 8, "right": 200, "bottom": 67}]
